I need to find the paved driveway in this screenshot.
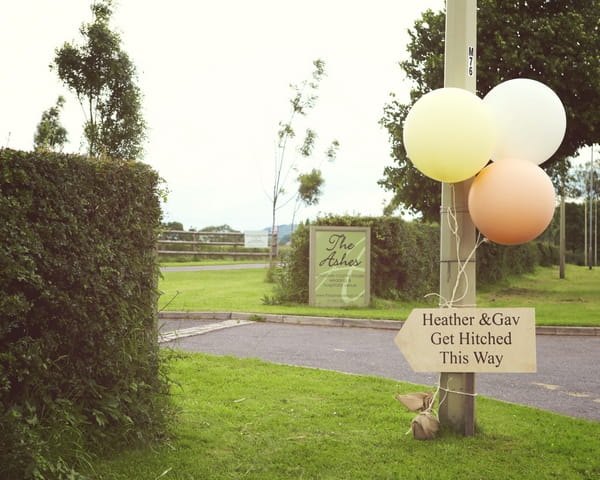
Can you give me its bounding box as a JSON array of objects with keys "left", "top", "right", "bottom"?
[{"left": 159, "top": 320, "right": 600, "bottom": 422}]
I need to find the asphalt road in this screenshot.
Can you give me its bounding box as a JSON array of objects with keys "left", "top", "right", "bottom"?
[{"left": 160, "top": 320, "right": 600, "bottom": 422}]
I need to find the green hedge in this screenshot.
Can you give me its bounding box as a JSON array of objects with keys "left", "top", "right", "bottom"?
[
  {"left": 476, "top": 240, "right": 558, "bottom": 285},
  {"left": 0, "top": 149, "right": 171, "bottom": 479},
  {"left": 272, "top": 215, "right": 558, "bottom": 304},
  {"left": 272, "top": 215, "right": 439, "bottom": 303}
]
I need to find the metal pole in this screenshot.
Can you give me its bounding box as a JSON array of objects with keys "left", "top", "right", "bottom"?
[
  {"left": 585, "top": 200, "right": 588, "bottom": 266},
  {"left": 594, "top": 198, "right": 598, "bottom": 266},
  {"left": 589, "top": 146, "right": 594, "bottom": 270},
  {"left": 438, "top": 0, "right": 477, "bottom": 436},
  {"left": 560, "top": 191, "right": 566, "bottom": 279}
]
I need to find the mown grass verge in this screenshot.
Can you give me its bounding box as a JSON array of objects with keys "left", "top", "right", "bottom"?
[
  {"left": 477, "top": 264, "right": 600, "bottom": 326},
  {"left": 85, "top": 353, "right": 600, "bottom": 479},
  {"left": 158, "top": 264, "right": 600, "bottom": 326},
  {"left": 160, "top": 259, "right": 268, "bottom": 267}
]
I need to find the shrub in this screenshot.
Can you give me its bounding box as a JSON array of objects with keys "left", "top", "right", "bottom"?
[
  {"left": 476, "top": 241, "right": 558, "bottom": 285},
  {"left": 272, "top": 215, "right": 439, "bottom": 303},
  {"left": 538, "top": 242, "right": 560, "bottom": 266},
  {"left": 272, "top": 214, "right": 559, "bottom": 304},
  {"left": 0, "top": 149, "right": 171, "bottom": 479}
]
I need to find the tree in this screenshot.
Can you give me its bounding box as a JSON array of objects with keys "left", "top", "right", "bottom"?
[
  {"left": 380, "top": 1, "right": 600, "bottom": 222},
  {"left": 33, "top": 96, "right": 68, "bottom": 152},
  {"left": 160, "top": 221, "right": 185, "bottom": 241},
  {"left": 162, "top": 221, "right": 184, "bottom": 231},
  {"left": 53, "top": 0, "right": 145, "bottom": 160},
  {"left": 570, "top": 154, "right": 600, "bottom": 267},
  {"left": 268, "top": 59, "right": 339, "bottom": 257},
  {"left": 570, "top": 157, "right": 600, "bottom": 201},
  {"left": 290, "top": 168, "right": 325, "bottom": 231},
  {"left": 290, "top": 139, "right": 340, "bottom": 231},
  {"left": 199, "top": 224, "right": 239, "bottom": 233},
  {"left": 297, "top": 168, "right": 325, "bottom": 207}
]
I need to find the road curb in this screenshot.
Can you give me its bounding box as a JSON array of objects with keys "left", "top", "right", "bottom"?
[
  {"left": 535, "top": 325, "right": 600, "bottom": 336},
  {"left": 158, "top": 311, "right": 600, "bottom": 336},
  {"left": 158, "top": 311, "right": 403, "bottom": 330}
]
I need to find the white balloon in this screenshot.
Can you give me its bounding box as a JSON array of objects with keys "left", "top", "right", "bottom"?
[{"left": 483, "top": 78, "right": 566, "bottom": 165}]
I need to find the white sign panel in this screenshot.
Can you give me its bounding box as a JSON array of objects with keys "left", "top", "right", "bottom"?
[
  {"left": 395, "top": 308, "right": 536, "bottom": 373},
  {"left": 244, "top": 231, "right": 269, "bottom": 248}
]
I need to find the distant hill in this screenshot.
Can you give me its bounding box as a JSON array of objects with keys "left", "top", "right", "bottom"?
[{"left": 263, "top": 224, "right": 297, "bottom": 244}]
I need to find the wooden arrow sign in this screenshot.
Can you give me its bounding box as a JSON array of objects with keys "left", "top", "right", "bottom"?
[{"left": 394, "top": 308, "right": 536, "bottom": 373}]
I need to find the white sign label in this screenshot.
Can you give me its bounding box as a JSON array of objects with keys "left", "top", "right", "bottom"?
[
  {"left": 244, "top": 231, "right": 269, "bottom": 248},
  {"left": 467, "top": 45, "right": 475, "bottom": 77}
]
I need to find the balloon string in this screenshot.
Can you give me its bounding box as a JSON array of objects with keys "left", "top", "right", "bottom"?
[
  {"left": 405, "top": 385, "right": 442, "bottom": 436},
  {"left": 426, "top": 184, "right": 485, "bottom": 308},
  {"left": 403, "top": 383, "right": 478, "bottom": 436}
]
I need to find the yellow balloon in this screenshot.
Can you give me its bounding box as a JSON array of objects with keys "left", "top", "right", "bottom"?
[{"left": 403, "top": 88, "right": 496, "bottom": 183}]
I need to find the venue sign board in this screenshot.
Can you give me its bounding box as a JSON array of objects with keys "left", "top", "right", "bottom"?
[{"left": 309, "top": 226, "right": 370, "bottom": 307}]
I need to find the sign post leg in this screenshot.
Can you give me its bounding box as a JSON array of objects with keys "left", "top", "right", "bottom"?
[
  {"left": 439, "top": 0, "right": 478, "bottom": 435},
  {"left": 439, "top": 373, "right": 476, "bottom": 436}
]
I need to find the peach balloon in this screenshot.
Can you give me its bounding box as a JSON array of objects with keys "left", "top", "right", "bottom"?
[{"left": 468, "top": 159, "right": 556, "bottom": 245}]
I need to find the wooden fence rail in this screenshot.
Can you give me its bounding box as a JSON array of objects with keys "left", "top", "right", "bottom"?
[{"left": 157, "top": 230, "right": 278, "bottom": 259}]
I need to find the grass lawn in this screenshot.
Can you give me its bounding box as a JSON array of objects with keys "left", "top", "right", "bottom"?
[
  {"left": 160, "top": 259, "right": 267, "bottom": 267},
  {"left": 86, "top": 353, "right": 600, "bottom": 480},
  {"left": 477, "top": 264, "right": 600, "bottom": 326},
  {"left": 158, "top": 267, "right": 426, "bottom": 320},
  {"left": 158, "top": 264, "right": 600, "bottom": 326}
]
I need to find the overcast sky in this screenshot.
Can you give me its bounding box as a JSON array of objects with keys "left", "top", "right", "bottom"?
[{"left": 0, "top": 0, "right": 444, "bottom": 231}]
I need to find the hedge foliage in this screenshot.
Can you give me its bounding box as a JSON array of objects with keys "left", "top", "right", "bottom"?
[
  {"left": 272, "top": 215, "right": 439, "bottom": 303},
  {"left": 477, "top": 239, "right": 558, "bottom": 285},
  {"left": 0, "top": 149, "right": 171, "bottom": 479},
  {"left": 272, "top": 215, "right": 558, "bottom": 304}
]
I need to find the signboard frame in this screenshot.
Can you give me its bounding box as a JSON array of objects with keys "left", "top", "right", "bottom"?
[
  {"left": 395, "top": 307, "right": 537, "bottom": 373},
  {"left": 244, "top": 230, "right": 269, "bottom": 249},
  {"left": 309, "top": 226, "right": 371, "bottom": 307}
]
